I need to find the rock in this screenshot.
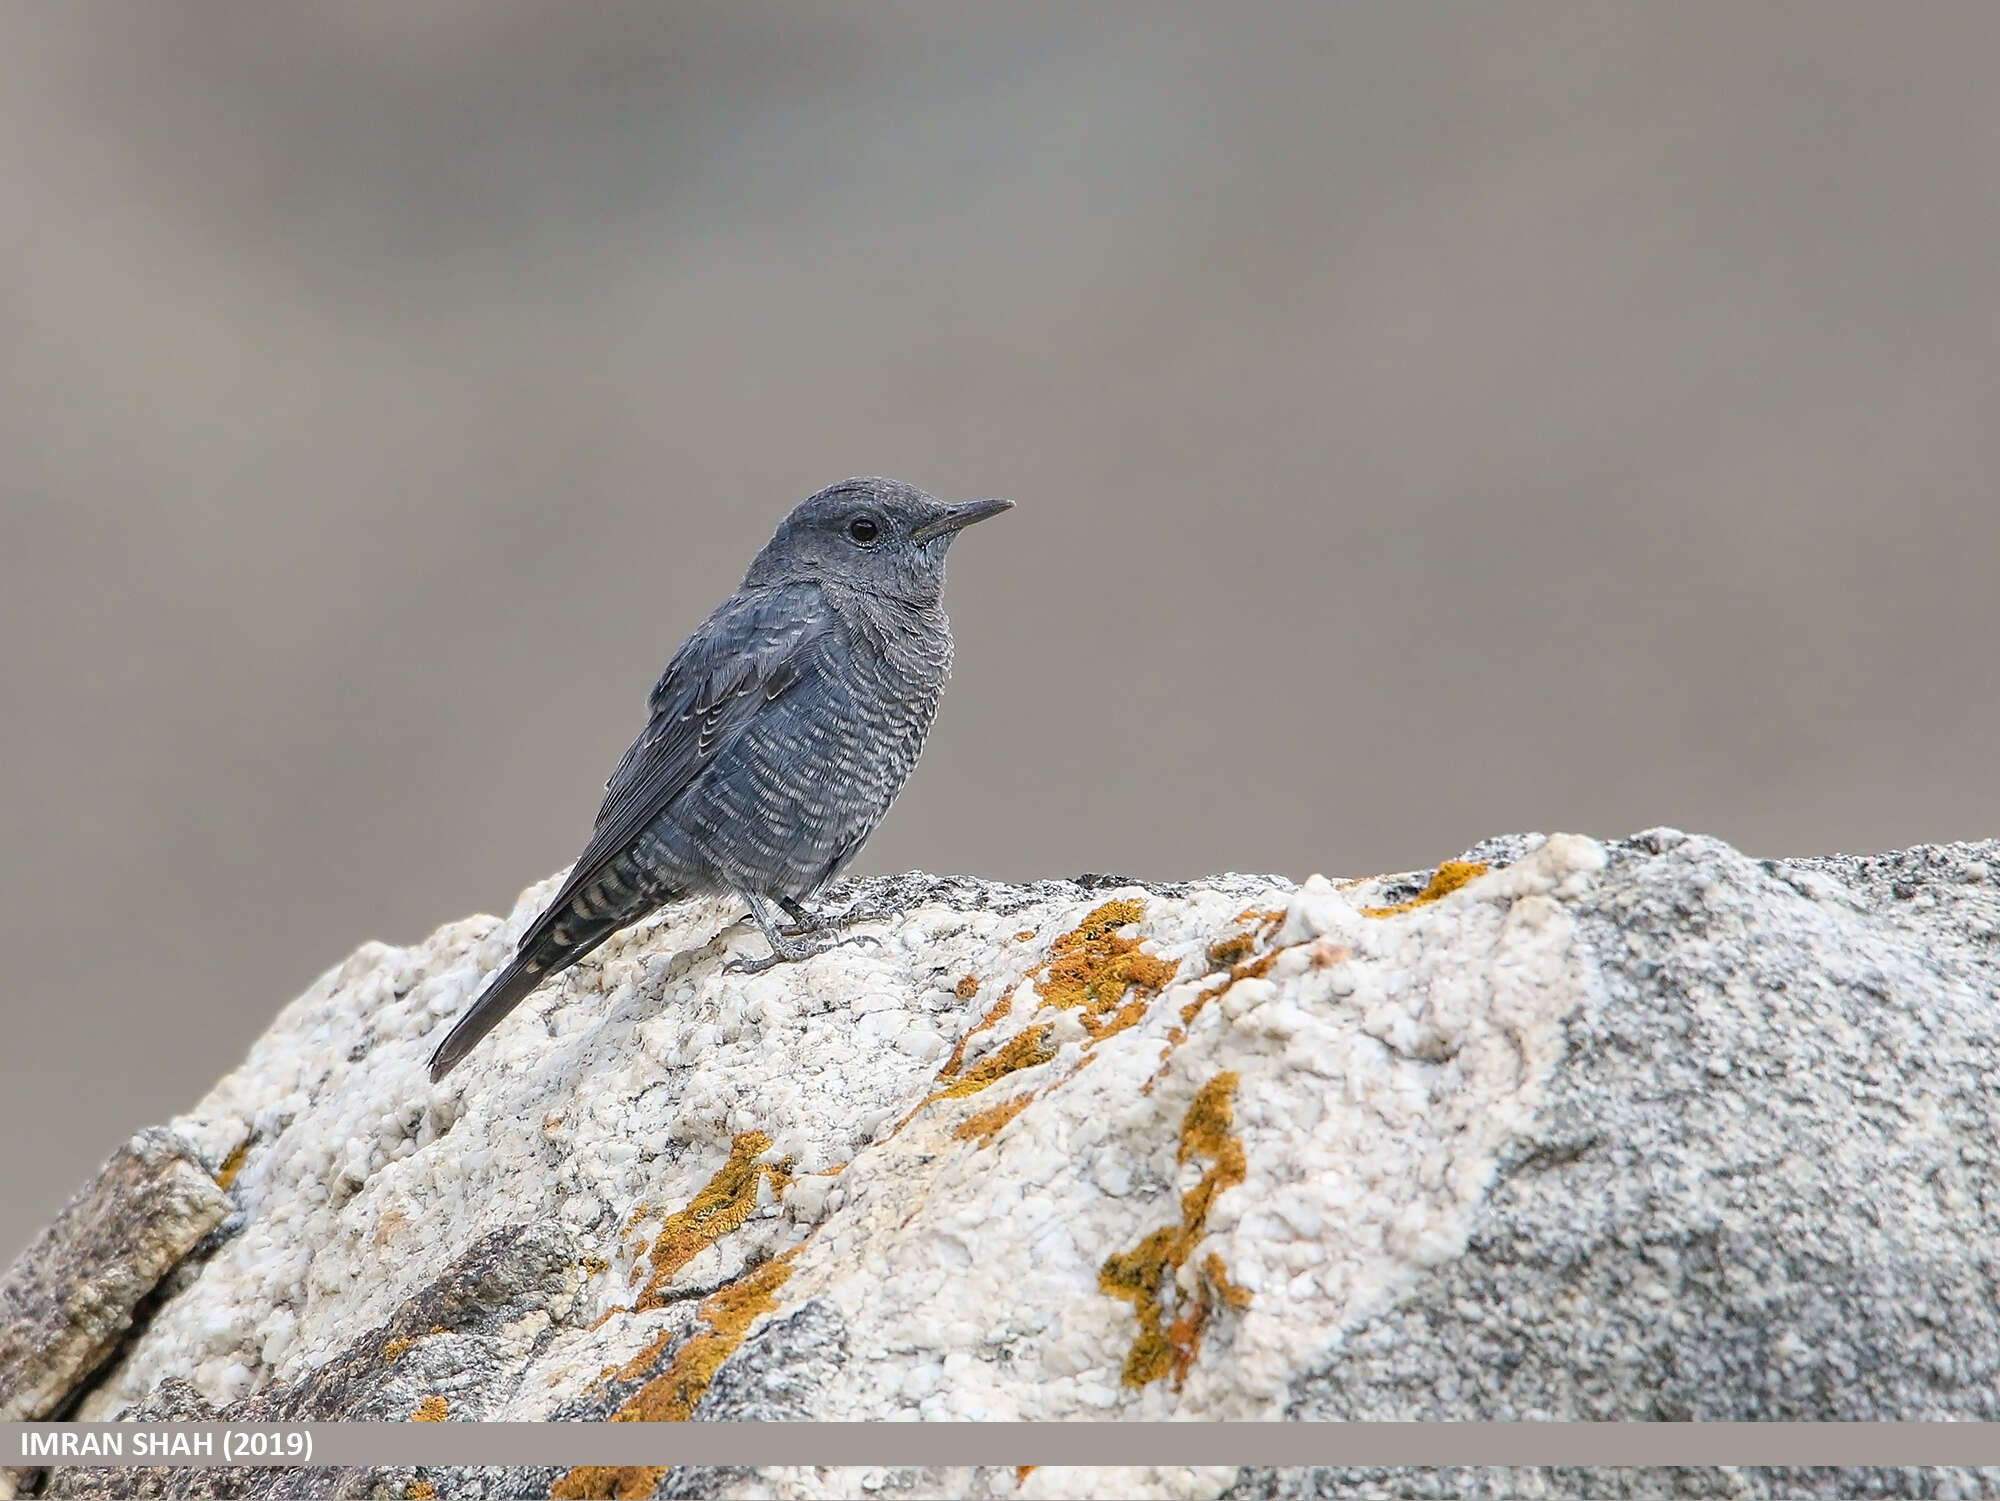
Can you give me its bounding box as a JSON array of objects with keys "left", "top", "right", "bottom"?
[
  {"left": 8, "top": 835, "right": 2000, "bottom": 1499},
  {"left": 0, "top": 1127, "right": 229, "bottom": 1423}
]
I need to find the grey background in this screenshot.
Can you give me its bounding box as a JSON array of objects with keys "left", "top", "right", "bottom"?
[{"left": 4, "top": 2, "right": 1997, "bottom": 1261}]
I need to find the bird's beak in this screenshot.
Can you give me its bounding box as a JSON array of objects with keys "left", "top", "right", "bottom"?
[{"left": 911, "top": 497, "right": 1013, "bottom": 544}]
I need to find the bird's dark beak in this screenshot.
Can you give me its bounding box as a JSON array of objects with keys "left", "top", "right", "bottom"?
[{"left": 911, "top": 497, "right": 1013, "bottom": 544}]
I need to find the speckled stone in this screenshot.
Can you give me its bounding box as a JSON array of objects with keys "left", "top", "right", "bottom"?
[
  {"left": 17, "top": 833, "right": 2000, "bottom": 1500},
  {"left": 0, "top": 1127, "right": 228, "bottom": 1423}
]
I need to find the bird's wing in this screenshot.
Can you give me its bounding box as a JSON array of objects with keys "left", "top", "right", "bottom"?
[{"left": 514, "top": 583, "right": 833, "bottom": 955}]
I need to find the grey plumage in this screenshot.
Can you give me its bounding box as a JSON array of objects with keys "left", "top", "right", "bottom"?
[{"left": 427, "top": 477, "right": 1010, "bottom": 1081}]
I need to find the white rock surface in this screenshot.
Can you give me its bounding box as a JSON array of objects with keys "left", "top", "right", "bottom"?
[{"left": 15, "top": 830, "right": 2000, "bottom": 1500}]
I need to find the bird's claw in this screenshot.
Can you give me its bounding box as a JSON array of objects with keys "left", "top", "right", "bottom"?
[{"left": 722, "top": 931, "right": 882, "bottom": 975}]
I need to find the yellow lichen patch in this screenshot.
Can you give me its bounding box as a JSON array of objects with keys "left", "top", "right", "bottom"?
[
  {"left": 406, "top": 1484, "right": 436, "bottom": 1501},
  {"left": 937, "top": 988, "right": 1015, "bottom": 1080},
  {"left": 384, "top": 1324, "right": 447, "bottom": 1364},
  {"left": 599, "top": 1324, "right": 677, "bottom": 1386},
  {"left": 953, "top": 1090, "right": 1037, "bottom": 1148},
  {"left": 1206, "top": 908, "right": 1284, "bottom": 972},
  {"left": 553, "top": 1466, "right": 663, "bottom": 1501},
  {"left": 1014, "top": 928, "right": 1036, "bottom": 942},
  {"left": 1037, "top": 900, "right": 1181, "bottom": 1040},
  {"left": 1203, "top": 1250, "right": 1254, "bottom": 1310},
  {"left": 937, "top": 1025, "right": 1057, "bottom": 1100},
  {"left": 898, "top": 1021, "right": 1061, "bottom": 1135},
  {"left": 632, "top": 1133, "right": 791, "bottom": 1312},
  {"left": 905, "top": 904, "right": 1189, "bottom": 1141},
  {"left": 1185, "top": 950, "right": 1276, "bottom": 1029},
  {"left": 213, "top": 1141, "right": 250, "bottom": 1191},
  {"left": 555, "top": 1252, "right": 804, "bottom": 1497},
  {"left": 1204, "top": 932, "right": 1258, "bottom": 970},
  {"left": 1362, "top": 860, "right": 1488, "bottom": 918},
  {"left": 580, "top": 1255, "right": 609, "bottom": 1277},
  {"left": 620, "top": 1251, "right": 798, "bottom": 1422},
  {"left": 1099, "top": 1072, "right": 1252, "bottom": 1390},
  {"left": 1143, "top": 940, "right": 1281, "bottom": 1096},
  {"left": 409, "top": 1395, "right": 449, "bottom": 1422},
  {"left": 955, "top": 974, "right": 981, "bottom": 1000}
]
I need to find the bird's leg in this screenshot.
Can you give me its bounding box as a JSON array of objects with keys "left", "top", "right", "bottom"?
[
  {"left": 775, "top": 894, "right": 828, "bottom": 938},
  {"left": 725, "top": 891, "right": 877, "bottom": 975}
]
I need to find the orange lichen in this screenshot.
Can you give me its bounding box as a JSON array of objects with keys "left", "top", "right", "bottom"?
[
  {"left": 1016, "top": 1467, "right": 1038, "bottom": 1485},
  {"left": 1014, "top": 928, "right": 1036, "bottom": 942},
  {"left": 955, "top": 974, "right": 981, "bottom": 1000},
  {"left": 407, "top": 1484, "right": 436, "bottom": 1500},
  {"left": 1361, "top": 860, "right": 1488, "bottom": 918},
  {"left": 1099, "top": 1072, "right": 1253, "bottom": 1389},
  {"left": 384, "top": 1324, "right": 447, "bottom": 1364},
  {"left": 905, "top": 902, "right": 1194, "bottom": 1140},
  {"left": 896, "top": 1004, "right": 1063, "bottom": 1141},
  {"left": 620, "top": 1252, "right": 797, "bottom": 1422},
  {"left": 555, "top": 1251, "right": 802, "bottom": 1498},
  {"left": 1203, "top": 908, "right": 1283, "bottom": 973},
  {"left": 1036, "top": 899, "right": 1180, "bottom": 1041},
  {"left": 1143, "top": 926, "right": 1282, "bottom": 1095},
  {"left": 1204, "top": 932, "right": 1258, "bottom": 970},
  {"left": 953, "top": 1090, "right": 1037, "bottom": 1148},
  {"left": 552, "top": 1466, "right": 663, "bottom": 1501},
  {"left": 1203, "top": 1250, "right": 1254, "bottom": 1310},
  {"left": 214, "top": 1141, "right": 250, "bottom": 1192},
  {"left": 938, "top": 1025, "right": 1057, "bottom": 1100},
  {"left": 631, "top": 1133, "right": 791, "bottom": 1311},
  {"left": 409, "top": 1395, "right": 448, "bottom": 1422},
  {"left": 599, "top": 1325, "right": 677, "bottom": 1386},
  {"left": 937, "top": 990, "right": 1014, "bottom": 1080},
  {"left": 1185, "top": 950, "right": 1276, "bottom": 1028}
]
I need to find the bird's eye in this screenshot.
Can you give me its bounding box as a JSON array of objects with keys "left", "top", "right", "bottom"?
[{"left": 847, "top": 517, "right": 880, "bottom": 544}]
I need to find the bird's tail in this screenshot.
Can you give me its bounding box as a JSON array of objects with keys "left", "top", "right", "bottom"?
[{"left": 427, "top": 924, "right": 618, "bottom": 1082}]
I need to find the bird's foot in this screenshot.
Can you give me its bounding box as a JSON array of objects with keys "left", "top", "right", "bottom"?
[
  {"left": 729, "top": 889, "right": 882, "bottom": 974},
  {"left": 787, "top": 893, "right": 897, "bottom": 934},
  {"left": 775, "top": 896, "right": 831, "bottom": 939},
  {"left": 723, "top": 931, "right": 881, "bottom": 975}
]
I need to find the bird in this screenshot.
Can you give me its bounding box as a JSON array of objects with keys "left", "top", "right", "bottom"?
[{"left": 426, "top": 477, "right": 1011, "bottom": 1081}]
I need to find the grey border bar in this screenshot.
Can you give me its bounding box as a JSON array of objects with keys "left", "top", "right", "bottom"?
[{"left": 13, "top": 1423, "right": 2000, "bottom": 1469}]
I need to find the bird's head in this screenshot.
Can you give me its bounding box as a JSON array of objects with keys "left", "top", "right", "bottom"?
[{"left": 743, "top": 477, "right": 1012, "bottom": 607}]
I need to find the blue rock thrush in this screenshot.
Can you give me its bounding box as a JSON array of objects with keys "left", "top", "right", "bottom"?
[{"left": 427, "top": 477, "right": 1011, "bottom": 1081}]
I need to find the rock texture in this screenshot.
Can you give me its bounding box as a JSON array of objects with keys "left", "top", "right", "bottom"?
[
  {"left": 0, "top": 1127, "right": 229, "bottom": 1422},
  {"left": 8, "top": 831, "right": 2000, "bottom": 1499}
]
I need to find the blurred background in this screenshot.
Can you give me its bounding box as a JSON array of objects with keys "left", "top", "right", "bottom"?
[{"left": 4, "top": 1, "right": 1998, "bottom": 1258}]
